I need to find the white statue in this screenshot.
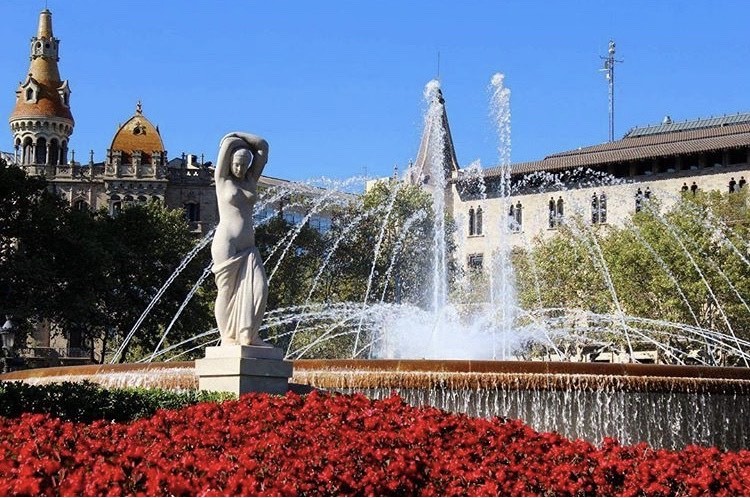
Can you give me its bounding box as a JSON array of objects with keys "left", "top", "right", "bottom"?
[{"left": 211, "top": 132, "right": 271, "bottom": 347}]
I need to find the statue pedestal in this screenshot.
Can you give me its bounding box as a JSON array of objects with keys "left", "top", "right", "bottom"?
[{"left": 195, "top": 345, "right": 292, "bottom": 396}]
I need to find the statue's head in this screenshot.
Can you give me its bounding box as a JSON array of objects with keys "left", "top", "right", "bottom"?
[{"left": 231, "top": 149, "right": 251, "bottom": 179}]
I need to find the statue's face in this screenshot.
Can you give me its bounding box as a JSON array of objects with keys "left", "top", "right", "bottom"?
[{"left": 231, "top": 151, "right": 250, "bottom": 179}]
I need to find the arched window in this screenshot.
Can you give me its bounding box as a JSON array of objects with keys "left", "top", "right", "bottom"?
[
  {"left": 591, "top": 193, "right": 600, "bottom": 224},
  {"left": 475, "top": 206, "right": 483, "bottom": 235},
  {"left": 49, "top": 139, "right": 59, "bottom": 166},
  {"left": 111, "top": 202, "right": 122, "bottom": 216},
  {"left": 468, "top": 208, "right": 475, "bottom": 236},
  {"left": 512, "top": 202, "right": 522, "bottom": 232},
  {"left": 22, "top": 137, "right": 33, "bottom": 165},
  {"left": 592, "top": 193, "right": 607, "bottom": 224},
  {"left": 35, "top": 137, "right": 47, "bottom": 164},
  {"left": 548, "top": 198, "right": 556, "bottom": 229}
]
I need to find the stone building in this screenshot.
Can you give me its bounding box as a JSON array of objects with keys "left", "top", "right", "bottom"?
[
  {"left": 410, "top": 88, "right": 750, "bottom": 271},
  {"left": 7, "top": 9, "right": 218, "bottom": 236}
]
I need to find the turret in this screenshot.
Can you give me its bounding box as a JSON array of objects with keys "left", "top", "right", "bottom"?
[{"left": 9, "top": 9, "right": 74, "bottom": 167}]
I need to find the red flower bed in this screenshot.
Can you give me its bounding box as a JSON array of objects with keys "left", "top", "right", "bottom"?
[{"left": 0, "top": 391, "right": 749, "bottom": 496}]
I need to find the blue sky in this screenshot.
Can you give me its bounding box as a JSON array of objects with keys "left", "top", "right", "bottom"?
[{"left": 2, "top": 1, "right": 749, "bottom": 181}]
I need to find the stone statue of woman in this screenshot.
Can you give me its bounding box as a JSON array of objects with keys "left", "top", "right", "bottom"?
[{"left": 211, "top": 132, "right": 271, "bottom": 347}]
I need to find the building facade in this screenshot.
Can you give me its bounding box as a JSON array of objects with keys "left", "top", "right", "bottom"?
[{"left": 410, "top": 89, "right": 750, "bottom": 271}]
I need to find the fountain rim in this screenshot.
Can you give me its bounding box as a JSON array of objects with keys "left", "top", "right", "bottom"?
[{"left": 1, "top": 359, "right": 749, "bottom": 382}]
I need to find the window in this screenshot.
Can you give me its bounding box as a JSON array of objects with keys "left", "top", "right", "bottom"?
[
  {"left": 548, "top": 198, "right": 556, "bottom": 229},
  {"left": 283, "top": 210, "right": 303, "bottom": 225},
  {"left": 184, "top": 202, "right": 201, "bottom": 222},
  {"left": 309, "top": 215, "right": 332, "bottom": 233},
  {"left": 467, "top": 253, "right": 484, "bottom": 270},
  {"left": 509, "top": 202, "right": 522, "bottom": 232},
  {"left": 468, "top": 208, "right": 475, "bottom": 236},
  {"left": 592, "top": 192, "right": 607, "bottom": 224},
  {"left": 475, "top": 207, "right": 483, "bottom": 235},
  {"left": 254, "top": 206, "right": 275, "bottom": 225},
  {"left": 549, "top": 197, "right": 563, "bottom": 229}
]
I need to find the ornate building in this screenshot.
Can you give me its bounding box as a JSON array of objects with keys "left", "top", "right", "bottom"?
[{"left": 7, "top": 9, "right": 219, "bottom": 234}]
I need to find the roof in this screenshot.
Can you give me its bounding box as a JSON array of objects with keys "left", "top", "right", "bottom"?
[
  {"left": 10, "top": 76, "right": 73, "bottom": 122},
  {"left": 408, "top": 85, "right": 460, "bottom": 186},
  {"left": 9, "top": 9, "right": 72, "bottom": 123},
  {"left": 482, "top": 119, "right": 750, "bottom": 178},
  {"left": 624, "top": 112, "right": 750, "bottom": 138},
  {"left": 109, "top": 102, "right": 165, "bottom": 161}
]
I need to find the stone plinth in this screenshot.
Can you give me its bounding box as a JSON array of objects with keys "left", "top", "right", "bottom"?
[{"left": 195, "top": 345, "right": 292, "bottom": 396}]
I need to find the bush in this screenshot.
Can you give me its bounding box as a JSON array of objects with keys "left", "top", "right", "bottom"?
[
  {"left": 0, "top": 381, "right": 232, "bottom": 423},
  {"left": 1, "top": 391, "right": 749, "bottom": 496}
]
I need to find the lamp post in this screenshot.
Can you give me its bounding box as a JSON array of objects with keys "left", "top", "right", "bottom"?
[{"left": 1, "top": 316, "right": 15, "bottom": 356}]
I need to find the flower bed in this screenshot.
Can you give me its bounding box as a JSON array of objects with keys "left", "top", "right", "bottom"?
[{"left": 0, "top": 391, "right": 749, "bottom": 496}]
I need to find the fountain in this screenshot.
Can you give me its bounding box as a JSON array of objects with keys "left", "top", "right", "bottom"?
[{"left": 3, "top": 75, "right": 750, "bottom": 450}]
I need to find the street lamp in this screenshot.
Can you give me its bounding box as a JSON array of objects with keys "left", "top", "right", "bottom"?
[{"left": 0, "top": 317, "right": 15, "bottom": 354}]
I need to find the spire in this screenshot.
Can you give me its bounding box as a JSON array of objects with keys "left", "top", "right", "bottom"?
[
  {"left": 409, "top": 86, "right": 460, "bottom": 186},
  {"left": 28, "top": 8, "right": 61, "bottom": 83},
  {"left": 37, "top": 9, "right": 53, "bottom": 39},
  {"left": 9, "top": 9, "right": 74, "bottom": 166}
]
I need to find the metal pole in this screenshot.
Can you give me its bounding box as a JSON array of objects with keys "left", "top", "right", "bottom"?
[{"left": 601, "top": 40, "right": 622, "bottom": 142}]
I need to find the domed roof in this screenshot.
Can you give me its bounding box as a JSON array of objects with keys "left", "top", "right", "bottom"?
[{"left": 109, "top": 102, "right": 164, "bottom": 161}]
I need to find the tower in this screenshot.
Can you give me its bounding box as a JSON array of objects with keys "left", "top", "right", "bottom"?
[{"left": 9, "top": 9, "right": 74, "bottom": 169}]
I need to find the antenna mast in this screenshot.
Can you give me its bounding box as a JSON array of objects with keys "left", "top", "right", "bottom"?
[{"left": 600, "top": 40, "right": 623, "bottom": 142}]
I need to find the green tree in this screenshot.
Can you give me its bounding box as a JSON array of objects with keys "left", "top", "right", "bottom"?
[
  {"left": 514, "top": 190, "right": 750, "bottom": 364},
  {"left": 0, "top": 159, "right": 67, "bottom": 343}
]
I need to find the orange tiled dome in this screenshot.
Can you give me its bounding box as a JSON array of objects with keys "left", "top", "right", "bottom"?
[{"left": 109, "top": 102, "right": 164, "bottom": 162}]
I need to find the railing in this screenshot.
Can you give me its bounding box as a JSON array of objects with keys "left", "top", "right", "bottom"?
[{"left": 16, "top": 347, "right": 90, "bottom": 359}]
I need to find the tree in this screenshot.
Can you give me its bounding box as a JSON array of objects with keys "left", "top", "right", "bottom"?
[
  {"left": 0, "top": 159, "right": 67, "bottom": 343},
  {"left": 96, "top": 202, "right": 214, "bottom": 363},
  {"left": 513, "top": 189, "right": 750, "bottom": 364}
]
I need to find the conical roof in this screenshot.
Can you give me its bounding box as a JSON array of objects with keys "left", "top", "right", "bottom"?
[
  {"left": 9, "top": 9, "right": 73, "bottom": 123},
  {"left": 409, "top": 87, "right": 460, "bottom": 186}
]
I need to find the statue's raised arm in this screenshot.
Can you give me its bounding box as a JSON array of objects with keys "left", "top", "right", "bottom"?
[{"left": 215, "top": 132, "right": 268, "bottom": 183}]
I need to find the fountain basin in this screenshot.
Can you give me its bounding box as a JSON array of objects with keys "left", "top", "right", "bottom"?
[{"left": 2, "top": 360, "right": 749, "bottom": 449}]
